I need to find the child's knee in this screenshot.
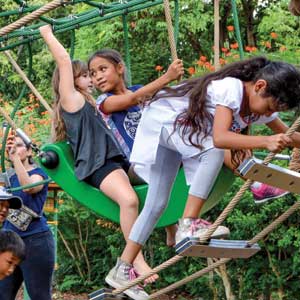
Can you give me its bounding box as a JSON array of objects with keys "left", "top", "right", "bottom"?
[
  {"left": 147, "top": 202, "right": 168, "bottom": 220},
  {"left": 121, "top": 194, "right": 139, "bottom": 210}
]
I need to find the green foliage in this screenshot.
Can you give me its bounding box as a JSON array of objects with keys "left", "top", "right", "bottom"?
[{"left": 2, "top": 0, "right": 300, "bottom": 298}]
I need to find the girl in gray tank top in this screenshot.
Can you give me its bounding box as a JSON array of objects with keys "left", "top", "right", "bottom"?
[{"left": 40, "top": 25, "right": 159, "bottom": 286}]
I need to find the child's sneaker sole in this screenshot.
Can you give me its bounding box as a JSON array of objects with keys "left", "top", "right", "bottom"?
[
  {"left": 254, "top": 191, "right": 290, "bottom": 204},
  {"left": 105, "top": 275, "right": 148, "bottom": 300}
]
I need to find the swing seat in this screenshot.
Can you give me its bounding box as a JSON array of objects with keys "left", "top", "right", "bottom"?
[
  {"left": 237, "top": 157, "right": 300, "bottom": 194},
  {"left": 89, "top": 288, "right": 127, "bottom": 300},
  {"left": 40, "top": 142, "right": 235, "bottom": 227},
  {"left": 175, "top": 237, "right": 260, "bottom": 259}
]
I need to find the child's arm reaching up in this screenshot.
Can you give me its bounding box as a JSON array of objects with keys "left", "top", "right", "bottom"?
[
  {"left": 39, "top": 25, "right": 85, "bottom": 112},
  {"left": 99, "top": 59, "right": 184, "bottom": 113},
  {"left": 213, "top": 105, "right": 293, "bottom": 152}
]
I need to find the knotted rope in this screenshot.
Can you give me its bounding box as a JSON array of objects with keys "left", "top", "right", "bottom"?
[{"left": 0, "top": 0, "right": 68, "bottom": 37}]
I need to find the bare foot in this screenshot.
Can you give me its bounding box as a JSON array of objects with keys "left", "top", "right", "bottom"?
[
  {"left": 133, "top": 259, "right": 159, "bottom": 284},
  {"left": 165, "top": 224, "right": 178, "bottom": 247}
]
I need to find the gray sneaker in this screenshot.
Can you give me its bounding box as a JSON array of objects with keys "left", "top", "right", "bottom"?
[
  {"left": 175, "top": 218, "right": 230, "bottom": 244},
  {"left": 105, "top": 258, "right": 149, "bottom": 300}
]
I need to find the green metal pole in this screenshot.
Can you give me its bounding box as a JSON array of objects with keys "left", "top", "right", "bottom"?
[
  {"left": 69, "top": 29, "right": 75, "bottom": 59},
  {"left": 231, "top": 0, "right": 244, "bottom": 59},
  {"left": 122, "top": 14, "right": 132, "bottom": 86}
]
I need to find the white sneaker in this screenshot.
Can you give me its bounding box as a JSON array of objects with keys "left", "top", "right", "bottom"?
[
  {"left": 175, "top": 218, "right": 230, "bottom": 244},
  {"left": 105, "top": 258, "right": 149, "bottom": 300}
]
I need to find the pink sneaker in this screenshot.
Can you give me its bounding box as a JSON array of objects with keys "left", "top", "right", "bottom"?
[{"left": 251, "top": 183, "right": 290, "bottom": 204}]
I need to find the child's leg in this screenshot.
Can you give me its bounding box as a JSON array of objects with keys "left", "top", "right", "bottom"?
[
  {"left": 165, "top": 223, "right": 178, "bottom": 247},
  {"left": 175, "top": 148, "right": 229, "bottom": 243},
  {"left": 100, "top": 168, "right": 139, "bottom": 240},
  {"left": 183, "top": 148, "right": 225, "bottom": 218},
  {"left": 100, "top": 168, "right": 155, "bottom": 281},
  {"left": 105, "top": 142, "right": 181, "bottom": 295},
  {"left": 124, "top": 143, "right": 181, "bottom": 267}
]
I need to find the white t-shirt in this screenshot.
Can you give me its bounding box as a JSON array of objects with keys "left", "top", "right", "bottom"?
[{"left": 131, "top": 77, "right": 277, "bottom": 180}]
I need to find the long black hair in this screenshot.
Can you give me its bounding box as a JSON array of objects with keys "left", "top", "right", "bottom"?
[{"left": 152, "top": 56, "right": 300, "bottom": 150}]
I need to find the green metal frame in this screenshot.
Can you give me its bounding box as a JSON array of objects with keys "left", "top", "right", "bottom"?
[{"left": 40, "top": 142, "right": 235, "bottom": 227}]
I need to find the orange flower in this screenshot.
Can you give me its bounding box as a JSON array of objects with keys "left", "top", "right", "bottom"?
[
  {"left": 209, "top": 66, "right": 215, "bottom": 72},
  {"left": 251, "top": 47, "right": 257, "bottom": 52},
  {"left": 196, "top": 60, "right": 204, "bottom": 66},
  {"left": 155, "top": 65, "right": 163, "bottom": 72},
  {"left": 270, "top": 32, "right": 278, "bottom": 39},
  {"left": 265, "top": 41, "right": 271, "bottom": 48},
  {"left": 227, "top": 25, "right": 234, "bottom": 32},
  {"left": 230, "top": 42, "right": 239, "bottom": 49},
  {"left": 199, "top": 55, "right": 207, "bottom": 62},
  {"left": 245, "top": 46, "right": 252, "bottom": 52},
  {"left": 279, "top": 45, "right": 287, "bottom": 52},
  {"left": 219, "top": 58, "right": 226, "bottom": 65},
  {"left": 188, "top": 67, "right": 195, "bottom": 75},
  {"left": 221, "top": 47, "right": 229, "bottom": 53},
  {"left": 204, "top": 62, "right": 212, "bottom": 70}
]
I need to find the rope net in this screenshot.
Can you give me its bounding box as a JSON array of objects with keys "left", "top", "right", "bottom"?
[{"left": 0, "top": 0, "right": 165, "bottom": 52}]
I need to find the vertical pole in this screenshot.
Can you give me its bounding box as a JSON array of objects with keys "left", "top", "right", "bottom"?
[
  {"left": 174, "top": 0, "right": 179, "bottom": 47},
  {"left": 231, "top": 0, "right": 244, "bottom": 59},
  {"left": 214, "top": 0, "right": 220, "bottom": 70},
  {"left": 53, "top": 189, "right": 58, "bottom": 271},
  {"left": 122, "top": 14, "right": 132, "bottom": 86}
]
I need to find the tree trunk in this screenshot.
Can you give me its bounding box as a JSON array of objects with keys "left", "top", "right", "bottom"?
[
  {"left": 219, "top": 2, "right": 232, "bottom": 47},
  {"left": 241, "top": 0, "right": 256, "bottom": 46}
]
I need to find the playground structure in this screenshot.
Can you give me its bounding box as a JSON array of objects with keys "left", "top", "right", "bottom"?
[{"left": 1, "top": 1, "right": 300, "bottom": 299}]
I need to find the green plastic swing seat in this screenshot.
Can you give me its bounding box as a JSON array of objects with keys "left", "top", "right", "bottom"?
[{"left": 40, "top": 142, "right": 235, "bottom": 228}]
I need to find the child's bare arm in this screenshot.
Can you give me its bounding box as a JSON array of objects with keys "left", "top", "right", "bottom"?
[
  {"left": 39, "top": 25, "right": 84, "bottom": 112},
  {"left": 213, "top": 105, "right": 292, "bottom": 152},
  {"left": 101, "top": 59, "right": 184, "bottom": 113}
]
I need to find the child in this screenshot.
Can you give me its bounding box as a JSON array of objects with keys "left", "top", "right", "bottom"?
[
  {"left": 0, "top": 187, "right": 22, "bottom": 224},
  {"left": 88, "top": 49, "right": 183, "bottom": 159},
  {"left": 0, "top": 135, "right": 54, "bottom": 300},
  {"left": 0, "top": 231, "right": 25, "bottom": 280},
  {"left": 105, "top": 56, "right": 300, "bottom": 300},
  {"left": 40, "top": 25, "right": 182, "bottom": 286},
  {"left": 88, "top": 49, "right": 184, "bottom": 246}
]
